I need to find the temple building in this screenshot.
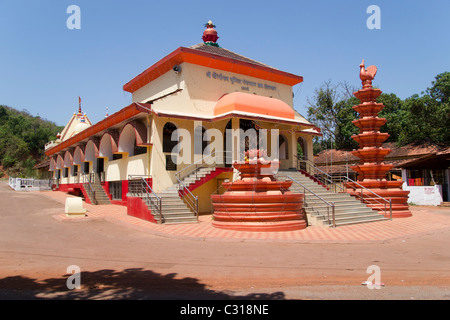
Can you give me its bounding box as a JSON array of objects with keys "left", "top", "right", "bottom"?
[{"left": 43, "top": 22, "right": 321, "bottom": 223}]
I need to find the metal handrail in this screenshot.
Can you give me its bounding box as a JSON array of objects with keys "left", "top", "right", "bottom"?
[
  {"left": 340, "top": 176, "right": 392, "bottom": 220},
  {"left": 174, "top": 150, "right": 234, "bottom": 219},
  {"left": 128, "top": 175, "right": 163, "bottom": 223},
  {"left": 82, "top": 173, "right": 96, "bottom": 204},
  {"left": 296, "top": 157, "right": 392, "bottom": 220},
  {"left": 175, "top": 176, "right": 199, "bottom": 219},
  {"left": 296, "top": 157, "right": 345, "bottom": 194},
  {"left": 278, "top": 174, "right": 336, "bottom": 228},
  {"left": 175, "top": 150, "right": 232, "bottom": 181}
]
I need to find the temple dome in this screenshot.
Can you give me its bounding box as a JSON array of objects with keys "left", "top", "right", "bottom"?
[
  {"left": 73, "top": 121, "right": 90, "bottom": 133},
  {"left": 213, "top": 92, "right": 295, "bottom": 119}
]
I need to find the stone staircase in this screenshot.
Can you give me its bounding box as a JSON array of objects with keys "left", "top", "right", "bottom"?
[
  {"left": 83, "top": 174, "right": 110, "bottom": 205},
  {"left": 277, "top": 170, "right": 389, "bottom": 227},
  {"left": 145, "top": 167, "right": 218, "bottom": 224},
  {"left": 153, "top": 189, "right": 198, "bottom": 224},
  {"left": 178, "top": 167, "right": 217, "bottom": 188}
]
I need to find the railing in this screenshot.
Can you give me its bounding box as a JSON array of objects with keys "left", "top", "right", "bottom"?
[
  {"left": 296, "top": 156, "right": 392, "bottom": 220},
  {"left": 296, "top": 157, "right": 345, "bottom": 194},
  {"left": 44, "top": 140, "right": 60, "bottom": 150},
  {"left": 8, "top": 177, "right": 52, "bottom": 191},
  {"left": 175, "top": 150, "right": 232, "bottom": 181},
  {"left": 175, "top": 175, "right": 199, "bottom": 220},
  {"left": 174, "top": 151, "right": 233, "bottom": 220},
  {"left": 82, "top": 173, "right": 97, "bottom": 205},
  {"left": 73, "top": 172, "right": 80, "bottom": 184},
  {"left": 338, "top": 176, "right": 392, "bottom": 220},
  {"left": 53, "top": 177, "right": 60, "bottom": 189},
  {"left": 99, "top": 171, "right": 105, "bottom": 184},
  {"left": 278, "top": 174, "right": 336, "bottom": 227},
  {"left": 82, "top": 172, "right": 104, "bottom": 185},
  {"left": 128, "top": 175, "right": 163, "bottom": 223}
]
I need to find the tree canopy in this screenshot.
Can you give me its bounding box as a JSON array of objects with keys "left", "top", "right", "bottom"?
[{"left": 0, "top": 105, "right": 63, "bottom": 178}]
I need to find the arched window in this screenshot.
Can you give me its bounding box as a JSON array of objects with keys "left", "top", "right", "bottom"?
[{"left": 163, "top": 122, "right": 178, "bottom": 153}]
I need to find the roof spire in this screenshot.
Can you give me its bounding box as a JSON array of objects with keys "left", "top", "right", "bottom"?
[
  {"left": 78, "top": 96, "right": 82, "bottom": 115},
  {"left": 202, "top": 20, "right": 219, "bottom": 47}
]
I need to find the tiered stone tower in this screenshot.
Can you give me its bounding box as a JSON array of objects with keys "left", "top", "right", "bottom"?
[{"left": 347, "top": 60, "right": 412, "bottom": 218}]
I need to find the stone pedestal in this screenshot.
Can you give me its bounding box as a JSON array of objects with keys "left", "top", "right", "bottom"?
[{"left": 211, "top": 150, "right": 307, "bottom": 231}]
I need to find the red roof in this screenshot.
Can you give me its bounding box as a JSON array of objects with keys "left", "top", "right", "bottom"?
[
  {"left": 45, "top": 103, "right": 152, "bottom": 156},
  {"left": 123, "top": 45, "right": 303, "bottom": 93}
]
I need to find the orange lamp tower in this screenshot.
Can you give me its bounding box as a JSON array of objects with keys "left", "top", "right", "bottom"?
[{"left": 347, "top": 60, "right": 412, "bottom": 218}]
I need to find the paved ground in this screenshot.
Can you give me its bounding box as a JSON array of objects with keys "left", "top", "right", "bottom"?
[{"left": 1, "top": 180, "right": 450, "bottom": 301}]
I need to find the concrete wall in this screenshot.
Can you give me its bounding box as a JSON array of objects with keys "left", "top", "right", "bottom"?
[
  {"left": 403, "top": 183, "right": 443, "bottom": 206},
  {"left": 131, "top": 62, "right": 295, "bottom": 118},
  {"left": 189, "top": 171, "right": 234, "bottom": 214},
  {"left": 105, "top": 152, "right": 149, "bottom": 182}
]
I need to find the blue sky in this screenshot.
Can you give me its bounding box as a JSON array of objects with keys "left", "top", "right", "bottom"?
[{"left": 1, "top": 0, "right": 449, "bottom": 126}]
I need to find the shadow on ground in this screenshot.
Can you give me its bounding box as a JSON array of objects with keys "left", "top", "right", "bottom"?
[{"left": 0, "top": 268, "right": 285, "bottom": 300}]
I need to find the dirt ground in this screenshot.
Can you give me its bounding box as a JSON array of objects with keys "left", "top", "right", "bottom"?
[{"left": 0, "top": 180, "right": 449, "bottom": 301}]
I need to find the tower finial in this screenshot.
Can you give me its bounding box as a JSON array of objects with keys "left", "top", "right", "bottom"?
[
  {"left": 78, "top": 96, "right": 82, "bottom": 115},
  {"left": 359, "top": 59, "right": 378, "bottom": 89},
  {"left": 202, "top": 20, "right": 219, "bottom": 47}
]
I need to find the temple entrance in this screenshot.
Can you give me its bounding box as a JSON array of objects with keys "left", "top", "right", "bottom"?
[
  {"left": 240, "top": 119, "right": 260, "bottom": 153},
  {"left": 96, "top": 158, "right": 104, "bottom": 173},
  {"left": 223, "top": 119, "right": 261, "bottom": 166},
  {"left": 95, "top": 158, "right": 104, "bottom": 182}
]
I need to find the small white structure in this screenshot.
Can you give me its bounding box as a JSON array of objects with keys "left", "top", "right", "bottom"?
[
  {"left": 8, "top": 177, "right": 52, "bottom": 191},
  {"left": 403, "top": 183, "right": 443, "bottom": 206},
  {"left": 65, "top": 197, "right": 87, "bottom": 216}
]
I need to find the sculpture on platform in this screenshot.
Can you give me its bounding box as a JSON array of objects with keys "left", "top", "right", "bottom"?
[{"left": 211, "top": 149, "right": 307, "bottom": 231}]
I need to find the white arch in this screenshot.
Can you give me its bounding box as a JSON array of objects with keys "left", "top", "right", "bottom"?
[
  {"left": 99, "top": 134, "right": 114, "bottom": 160},
  {"left": 85, "top": 140, "right": 98, "bottom": 163},
  {"left": 56, "top": 155, "right": 64, "bottom": 170},
  {"left": 73, "top": 146, "right": 85, "bottom": 165},
  {"left": 118, "top": 124, "right": 136, "bottom": 156},
  {"left": 64, "top": 151, "right": 73, "bottom": 167},
  {"left": 49, "top": 157, "right": 56, "bottom": 171}
]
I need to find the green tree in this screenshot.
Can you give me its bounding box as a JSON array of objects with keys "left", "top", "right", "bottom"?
[
  {"left": 399, "top": 94, "right": 449, "bottom": 145},
  {"left": 334, "top": 97, "right": 359, "bottom": 150},
  {"left": 0, "top": 105, "right": 62, "bottom": 177},
  {"left": 377, "top": 93, "right": 406, "bottom": 143},
  {"left": 396, "top": 72, "right": 450, "bottom": 145},
  {"left": 426, "top": 72, "right": 450, "bottom": 104},
  {"left": 307, "top": 80, "right": 359, "bottom": 152}
]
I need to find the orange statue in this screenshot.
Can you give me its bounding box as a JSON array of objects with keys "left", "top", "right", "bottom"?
[
  {"left": 211, "top": 150, "right": 307, "bottom": 232},
  {"left": 359, "top": 59, "right": 378, "bottom": 89}
]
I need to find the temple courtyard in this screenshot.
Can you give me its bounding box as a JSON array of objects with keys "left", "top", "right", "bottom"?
[{"left": 0, "top": 180, "right": 449, "bottom": 300}]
